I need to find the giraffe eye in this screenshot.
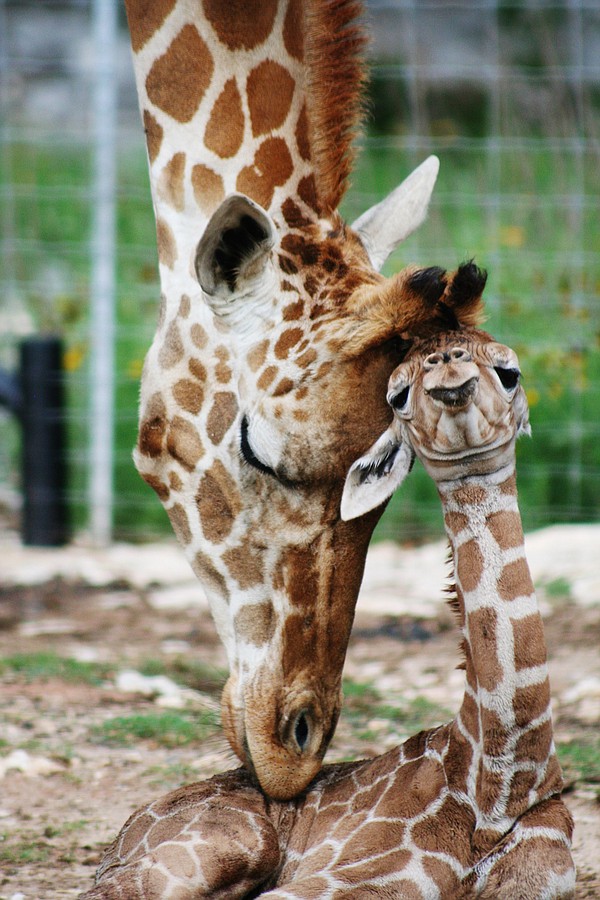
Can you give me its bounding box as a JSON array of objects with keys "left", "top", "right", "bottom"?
[
  {"left": 240, "top": 416, "right": 278, "bottom": 478},
  {"left": 390, "top": 386, "right": 410, "bottom": 412},
  {"left": 494, "top": 366, "right": 520, "bottom": 392}
]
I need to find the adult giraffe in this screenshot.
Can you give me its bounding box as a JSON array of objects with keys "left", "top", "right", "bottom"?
[
  {"left": 80, "top": 263, "right": 574, "bottom": 899},
  {"left": 125, "top": 0, "right": 440, "bottom": 797}
]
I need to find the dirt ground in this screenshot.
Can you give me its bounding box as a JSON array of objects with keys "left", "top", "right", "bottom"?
[{"left": 0, "top": 534, "right": 599, "bottom": 899}]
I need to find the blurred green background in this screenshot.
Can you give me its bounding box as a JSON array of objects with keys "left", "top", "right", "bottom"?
[{"left": 1, "top": 1, "right": 598, "bottom": 542}]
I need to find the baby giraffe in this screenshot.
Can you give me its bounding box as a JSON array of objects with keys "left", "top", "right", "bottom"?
[{"left": 80, "top": 265, "right": 574, "bottom": 899}]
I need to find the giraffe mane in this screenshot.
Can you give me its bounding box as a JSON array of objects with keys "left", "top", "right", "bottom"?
[
  {"left": 305, "top": 0, "right": 369, "bottom": 214},
  {"left": 340, "top": 261, "right": 489, "bottom": 355}
]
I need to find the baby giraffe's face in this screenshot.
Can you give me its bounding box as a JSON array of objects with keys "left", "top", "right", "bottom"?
[
  {"left": 386, "top": 331, "right": 530, "bottom": 481},
  {"left": 341, "top": 329, "right": 531, "bottom": 521}
]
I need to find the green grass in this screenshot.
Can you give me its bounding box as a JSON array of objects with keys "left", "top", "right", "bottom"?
[
  {"left": 92, "top": 710, "right": 219, "bottom": 748},
  {"left": 0, "top": 833, "right": 52, "bottom": 866},
  {"left": 556, "top": 738, "right": 600, "bottom": 785},
  {"left": 2, "top": 119, "right": 599, "bottom": 540},
  {"left": 0, "top": 651, "right": 114, "bottom": 685},
  {"left": 342, "top": 678, "right": 450, "bottom": 740}
]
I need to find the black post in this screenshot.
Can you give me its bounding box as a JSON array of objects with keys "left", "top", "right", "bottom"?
[{"left": 19, "top": 336, "right": 69, "bottom": 546}]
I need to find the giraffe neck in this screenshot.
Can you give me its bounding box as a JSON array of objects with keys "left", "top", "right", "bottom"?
[
  {"left": 124, "top": 0, "right": 329, "bottom": 295},
  {"left": 439, "top": 467, "right": 562, "bottom": 837}
]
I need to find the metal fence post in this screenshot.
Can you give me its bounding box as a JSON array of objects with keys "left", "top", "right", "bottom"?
[
  {"left": 89, "top": 0, "right": 118, "bottom": 546},
  {"left": 20, "top": 336, "right": 69, "bottom": 546}
]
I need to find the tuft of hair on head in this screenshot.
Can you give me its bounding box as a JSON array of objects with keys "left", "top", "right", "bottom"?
[
  {"left": 305, "top": 0, "right": 369, "bottom": 214},
  {"left": 441, "top": 260, "right": 487, "bottom": 328}
]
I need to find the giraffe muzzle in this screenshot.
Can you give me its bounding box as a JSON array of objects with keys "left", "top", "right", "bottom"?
[{"left": 426, "top": 376, "right": 479, "bottom": 408}]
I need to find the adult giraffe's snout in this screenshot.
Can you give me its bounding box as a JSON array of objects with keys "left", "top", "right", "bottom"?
[{"left": 221, "top": 672, "right": 340, "bottom": 800}]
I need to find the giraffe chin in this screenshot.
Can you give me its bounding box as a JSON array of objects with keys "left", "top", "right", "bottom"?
[{"left": 221, "top": 675, "right": 335, "bottom": 800}]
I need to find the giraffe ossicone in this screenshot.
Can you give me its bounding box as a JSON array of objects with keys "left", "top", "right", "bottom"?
[
  {"left": 81, "top": 263, "right": 574, "bottom": 899},
  {"left": 125, "top": 0, "right": 441, "bottom": 798}
]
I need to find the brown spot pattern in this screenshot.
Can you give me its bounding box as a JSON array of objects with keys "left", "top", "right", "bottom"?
[
  {"left": 468, "top": 607, "right": 502, "bottom": 692},
  {"left": 196, "top": 460, "right": 242, "bottom": 543},
  {"left": 138, "top": 393, "right": 167, "bottom": 458},
  {"left": 234, "top": 603, "right": 275, "bottom": 646},
  {"left": 167, "top": 503, "right": 192, "bottom": 545},
  {"left": 375, "top": 757, "right": 446, "bottom": 821},
  {"left": 283, "top": 299, "right": 304, "bottom": 321},
  {"left": 141, "top": 473, "right": 169, "bottom": 501},
  {"left": 456, "top": 538, "right": 484, "bottom": 593},
  {"left": 247, "top": 61, "right": 295, "bottom": 137},
  {"left": 512, "top": 614, "right": 547, "bottom": 671},
  {"left": 156, "top": 217, "right": 177, "bottom": 268},
  {"left": 412, "top": 795, "right": 475, "bottom": 863},
  {"left": 193, "top": 550, "right": 227, "bottom": 597},
  {"left": 146, "top": 25, "right": 214, "bottom": 123},
  {"left": 205, "top": 78, "right": 244, "bottom": 159},
  {"left": 191, "top": 164, "right": 225, "bottom": 216},
  {"left": 298, "top": 174, "right": 319, "bottom": 211},
  {"left": 236, "top": 138, "right": 294, "bottom": 209},
  {"left": 188, "top": 358, "right": 207, "bottom": 382},
  {"left": 487, "top": 509, "right": 523, "bottom": 550},
  {"left": 505, "top": 769, "right": 539, "bottom": 818},
  {"left": 422, "top": 855, "right": 462, "bottom": 894},
  {"left": 190, "top": 323, "right": 208, "bottom": 349},
  {"left": 157, "top": 152, "right": 185, "bottom": 211},
  {"left": 247, "top": 340, "right": 269, "bottom": 372},
  {"left": 143, "top": 109, "right": 163, "bottom": 163},
  {"left": 202, "top": 0, "right": 278, "bottom": 50},
  {"left": 513, "top": 680, "right": 550, "bottom": 728},
  {"left": 214, "top": 346, "right": 232, "bottom": 383},
  {"left": 158, "top": 320, "right": 184, "bottom": 369},
  {"left": 274, "top": 328, "right": 303, "bottom": 359},
  {"left": 272, "top": 377, "right": 295, "bottom": 397},
  {"left": 169, "top": 470, "right": 182, "bottom": 491},
  {"left": 444, "top": 510, "right": 469, "bottom": 535},
  {"left": 172, "top": 378, "right": 203, "bottom": 415},
  {"left": 475, "top": 759, "right": 505, "bottom": 815},
  {"left": 179, "top": 294, "right": 191, "bottom": 318},
  {"left": 480, "top": 707, "right": 510, "bottom": 757},
  {"left": 283, "top": 0, "right": 304, "bottom": 60},
  {"left": 497, "top": 556, "right": 534, "bottom": 601},
  {"left": 222, "top": 538, "right": 265, "bottom": 589},
  {"left": 167, "top": 416, "right": 204, "bottom": 471},
  {"left": 206, "top": 392, "right": 238, "bottom": 445},
  {"left": 515, "top": 719, "right": 553, "bottom": 764},
  {"left": 295, "top": 103, "right": 311, "bottom": 161},
  {"left": 257, "top": 366, "right": 277, "bottom": 390},
  {"left": 125, "top": 0, "right": 177, "bottom": 53}
]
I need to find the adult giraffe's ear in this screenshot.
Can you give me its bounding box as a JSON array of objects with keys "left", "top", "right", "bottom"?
[
  {"left": 195, "top": 194, "right": 277, "bottom": 324},
  {"left": 351, "top": 156, "right": 439, "bottom": 271},
  {"left": 340, "top": 425, "right": 414, "bottom": 521}
]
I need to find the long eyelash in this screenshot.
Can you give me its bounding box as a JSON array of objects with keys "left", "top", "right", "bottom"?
[
  {"left": 240, "top": 416, "right": 278, "bottom": 478},
  {"left": 356, "top": 445, "right": 398, "bottom": 482}
]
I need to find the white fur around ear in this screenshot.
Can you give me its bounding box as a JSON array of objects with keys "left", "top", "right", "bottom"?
[
  {"left": 194, "top": 194, "right": 277, "bottom": 333},
  {"left": 351, "top": 155, "right": 439, "bottom": 271},
  {"left": 340, "top": 425, "right": 414, "bottom": 521}
]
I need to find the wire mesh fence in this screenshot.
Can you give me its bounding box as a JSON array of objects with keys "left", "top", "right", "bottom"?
[{"left": 1, "top": 0, "right": 599, "bottom": 543}]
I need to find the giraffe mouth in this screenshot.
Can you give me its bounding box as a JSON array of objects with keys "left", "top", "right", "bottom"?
[{"left": 426, "top": 376, "right": 479, "bottom": 408}]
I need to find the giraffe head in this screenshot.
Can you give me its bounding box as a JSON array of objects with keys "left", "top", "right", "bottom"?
[
  {"left": 126, "top": 0, "right": 445, "bottom": 799},
  {"left": 134, "top": 174, "right": 445, "bottom": 800},
  {"left": 341, "top": 262, "right": 531, "bottom": 517}
]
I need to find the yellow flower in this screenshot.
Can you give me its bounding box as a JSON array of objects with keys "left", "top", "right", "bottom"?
[
  {"left": 127, "top": 358, "right": 144, "bottom": 379},
  {"left": 499, "top": 225, "right": 526, "bottom": 249},
  {"left": 525, "top": 386, "right": 540, "bottom": 407},
  {"left": 63, "top": 345, "right": 86, "bottom": 371}
]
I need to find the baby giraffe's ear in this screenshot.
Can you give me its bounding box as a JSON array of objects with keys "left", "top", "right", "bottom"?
[{"left": 341, "top": 425, "right": 414, "bottom": 521}]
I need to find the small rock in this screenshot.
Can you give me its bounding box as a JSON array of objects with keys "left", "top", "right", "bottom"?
[{"left": 0, "top": 749, "right": 65, "bottom": 779}]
